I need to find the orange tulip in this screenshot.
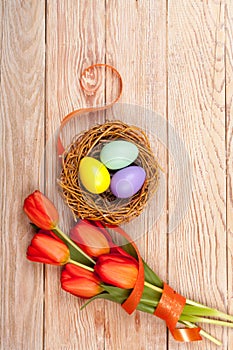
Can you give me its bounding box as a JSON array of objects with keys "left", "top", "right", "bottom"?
[
  {"left": 23, "top": 190, "right": 59, "bottom": 230},
  {"left": 94, "top": 254, "right": 139, "bottom": 289},
  {"left": 27, "top": 233, "right": 69, "bottom": 265},
  {"left": 61, "top": 263, "right": 103, "bottom": 298},
  {"left": 70, "top": 220, "right": 110, "bottom": 258}
]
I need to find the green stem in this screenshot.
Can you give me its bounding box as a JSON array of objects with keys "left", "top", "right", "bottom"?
[
  {"left": 185, "top": 299, "right": 208, "bottom": 308},
  {"left": 54, "top": 226, "right": 96, "bottom": 264},
  {"left": 183, "top": 305, "right": 233, "bottom": 323},
  {"left": 181, "top": 315, "right": 233, "bottom": 328},
  {"left": 139, "top": 299, "right": 222, "bottom": 346},
  {"left": 144, "top": 281, "right": 163, "bottom": 293},
  {"left": 211, "top": 310, "right": 233, "bottom": 323},
  {"left": 144, "top": 281, "right": 225, "bottom": 346},
  {"left": 199, "top": 330, "right": 222, "bottom": 346},
  {"left": 69, "top": 259, "right": 94, "bottom": 272},
  {"left": 139, "top": 298, "right": 159, "bottom": 307},
  {"left": 181, "top": 321, "right": 222, "bottom": 346},
  {"left": 184, "top": 299, "right": 233, "bottom": 322}
]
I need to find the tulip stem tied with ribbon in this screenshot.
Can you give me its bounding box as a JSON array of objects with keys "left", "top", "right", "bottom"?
[
  {"left": 144, "top": 281, "right": 162, "bottom": 293},
  {"left": 23, "top": 190, "right": 233, "bottom": 346}
]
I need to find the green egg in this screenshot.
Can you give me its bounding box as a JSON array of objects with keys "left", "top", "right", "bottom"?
[{"left": 100, "top": 140, "right": 139, "bottom": 170}]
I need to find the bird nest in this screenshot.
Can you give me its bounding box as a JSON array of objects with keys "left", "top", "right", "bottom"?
[{"left": 59, "top": 120, "right": 161, "bottom": 225}]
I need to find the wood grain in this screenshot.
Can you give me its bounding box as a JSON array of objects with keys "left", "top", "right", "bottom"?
[
  {"left": 226, "top": 1, "right": 233, "bottom": 348},
  {"left": 168, "top": 1, "right": 227, "bottom": 349},
  {"left": 105, "top": 1, "right": 167, "bottom": 349},
  {"left": 1, "top": 0, "right": 232, "bottom": 349},
  {"left": 0, "top": 1, "right": 45, "bottom": 349},
  {"left": 45, "top": 1, "right": 106, "bottom": 349}
]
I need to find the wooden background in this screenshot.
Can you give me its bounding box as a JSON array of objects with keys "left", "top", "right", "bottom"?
[{"left": 0, "top": 0, "right": 232, "bottom": 349}]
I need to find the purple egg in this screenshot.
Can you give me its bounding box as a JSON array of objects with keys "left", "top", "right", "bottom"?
[{"left": 110, "top": 166, "right": 146, "bottom": 199}]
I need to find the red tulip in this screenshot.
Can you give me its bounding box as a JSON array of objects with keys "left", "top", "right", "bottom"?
[
  {"left": 70, "top": 220, "right": 110, "bottom": 258},
  {"left": 61, "top": 263, "right": 103, "bottom": 298},
  {"left": 94, "top": 253, "right": 139, "bottom": 289},
  {"left": 27, "top": 233, "right": 69, "bottom": 265},
  {"left": 23, "top": 190, "right": 59, "bottom": 230}
]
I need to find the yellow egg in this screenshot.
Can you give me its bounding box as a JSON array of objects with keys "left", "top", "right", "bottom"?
[{"left": 79, "top": 157, "right": 110, "bottom": 194}]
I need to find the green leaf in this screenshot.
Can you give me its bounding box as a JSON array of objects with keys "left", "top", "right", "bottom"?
[
  {"left": 120, "top": 238, "right": 137, "bottom": 259},
  {"left": 80, "top": 292, "right": 123, "bottom": 310},
  {"left": 102, "top": 284, "right": 131, "bottom": 302},
  {"left": 137, "top": 302, "right": 155, "bottom": 315},
  {"left": 81, "top": 285, "right": 131, "bottom": 311},
  {"left": 143, "top": 260, "right": 163, "bottom": 288},
  {"left": 69, "top": 245, "right": 93, "bottom": 266}
]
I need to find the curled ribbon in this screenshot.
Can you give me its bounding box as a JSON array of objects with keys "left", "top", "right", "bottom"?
[
  {"left": 154, "top": 283, "right": 202, "bottom": 342},
  {"left": 57, "top": 63, "right": 123, "bottom": 156},
  {"left": 154, "top": 283, "right": 186, "bottom": 330}
]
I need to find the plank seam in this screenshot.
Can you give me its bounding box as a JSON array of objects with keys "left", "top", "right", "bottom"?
[
  {"left": 166, "top": 0, "right": 169, "bottom": 349},
  {"left": 43, "top": 1, "right": 48, "bottom": 349},
  {"left": 225, "top": 2, "right": 229, "bottom": 349},
  {"left": 0, "top": 1, "right": 4, "bottom": 89}
]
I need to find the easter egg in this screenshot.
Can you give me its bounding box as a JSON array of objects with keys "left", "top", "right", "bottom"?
[
  {"left": 110, "top": 166, "right": 146, "bottom": 198},
  {"left": 100, "top": 140, "right": 139, "bottom": 170},
  {"left": 79, "top": 157, "right": 110, "bottom": 194}
]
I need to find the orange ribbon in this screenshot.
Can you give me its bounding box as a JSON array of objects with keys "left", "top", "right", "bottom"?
[
  {"left": 154, "top": 283, "right": 202, "bottom": 342},
  {"left": 154, "top": 283, "right": 186, "bottom": 330},
  {"left": 57, "top": 63, "right": 123, "bottom": 156},
  {"left": 110, "top": 225, "right": 145, "bottom": 315}
]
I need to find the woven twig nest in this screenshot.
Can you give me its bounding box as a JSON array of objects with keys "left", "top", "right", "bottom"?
[{"left": 59, "top": 120, "right": 160, "bottom": 225}]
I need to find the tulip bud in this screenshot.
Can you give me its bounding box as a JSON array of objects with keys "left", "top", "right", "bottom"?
[
  {"left": 27, "top": 233, "right": 69, "bottom": 265},
  {"left": 70, "top": 220, "right": 110, "bottom": 258},
  {"left": 94, "top": 253, "right": 139, "bottom": 289},
  {"left": 23, "top": 190, "right": 59, "bottom": 230},
  {"left": 61, "top": 263, "right": 103, "bottom": 298}
]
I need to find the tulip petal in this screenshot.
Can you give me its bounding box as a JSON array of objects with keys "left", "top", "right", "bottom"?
[
  {"left": 70, "top": 220, "right": 110, "bottom": 258},
  {"left": 61, "top": 277, "right": 102, "bottom": 298},
  {"left": 23, "top": 190, "right": 59, "bottom": 230},
  {"left": 61, "top": 264, "right": 103, "bottom": 298},
  {"left": 94, "top": 253, "right": 139, "bottom": 289},
  {"left": 26, "top": 233, "right": 69, "bottom": 265}
]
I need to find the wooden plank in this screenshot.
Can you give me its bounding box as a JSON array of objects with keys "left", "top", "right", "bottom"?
[
  {"left": 45, "top": 1, "right": 106, "bottom": 349},
  {"left": 226, "top": 1, "right": 233, "bottom": 348},
  {"left": 168, "top": 1, "right": 227, "bottom": 349},
  {"left": 0, "top": 1, "right": 45, "bottom": 349},
  {"left": 105, "top": 1, "right": 167, "bottom": 349}
]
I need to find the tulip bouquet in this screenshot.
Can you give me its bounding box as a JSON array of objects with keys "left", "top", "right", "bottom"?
[{"left": 24, "top": 190, "right": 233, "bottom": 346}]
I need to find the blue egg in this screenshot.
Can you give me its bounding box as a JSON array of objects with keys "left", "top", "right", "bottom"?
[{"left": 110, "top": 166, "right": 146, "bottom": 199}]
